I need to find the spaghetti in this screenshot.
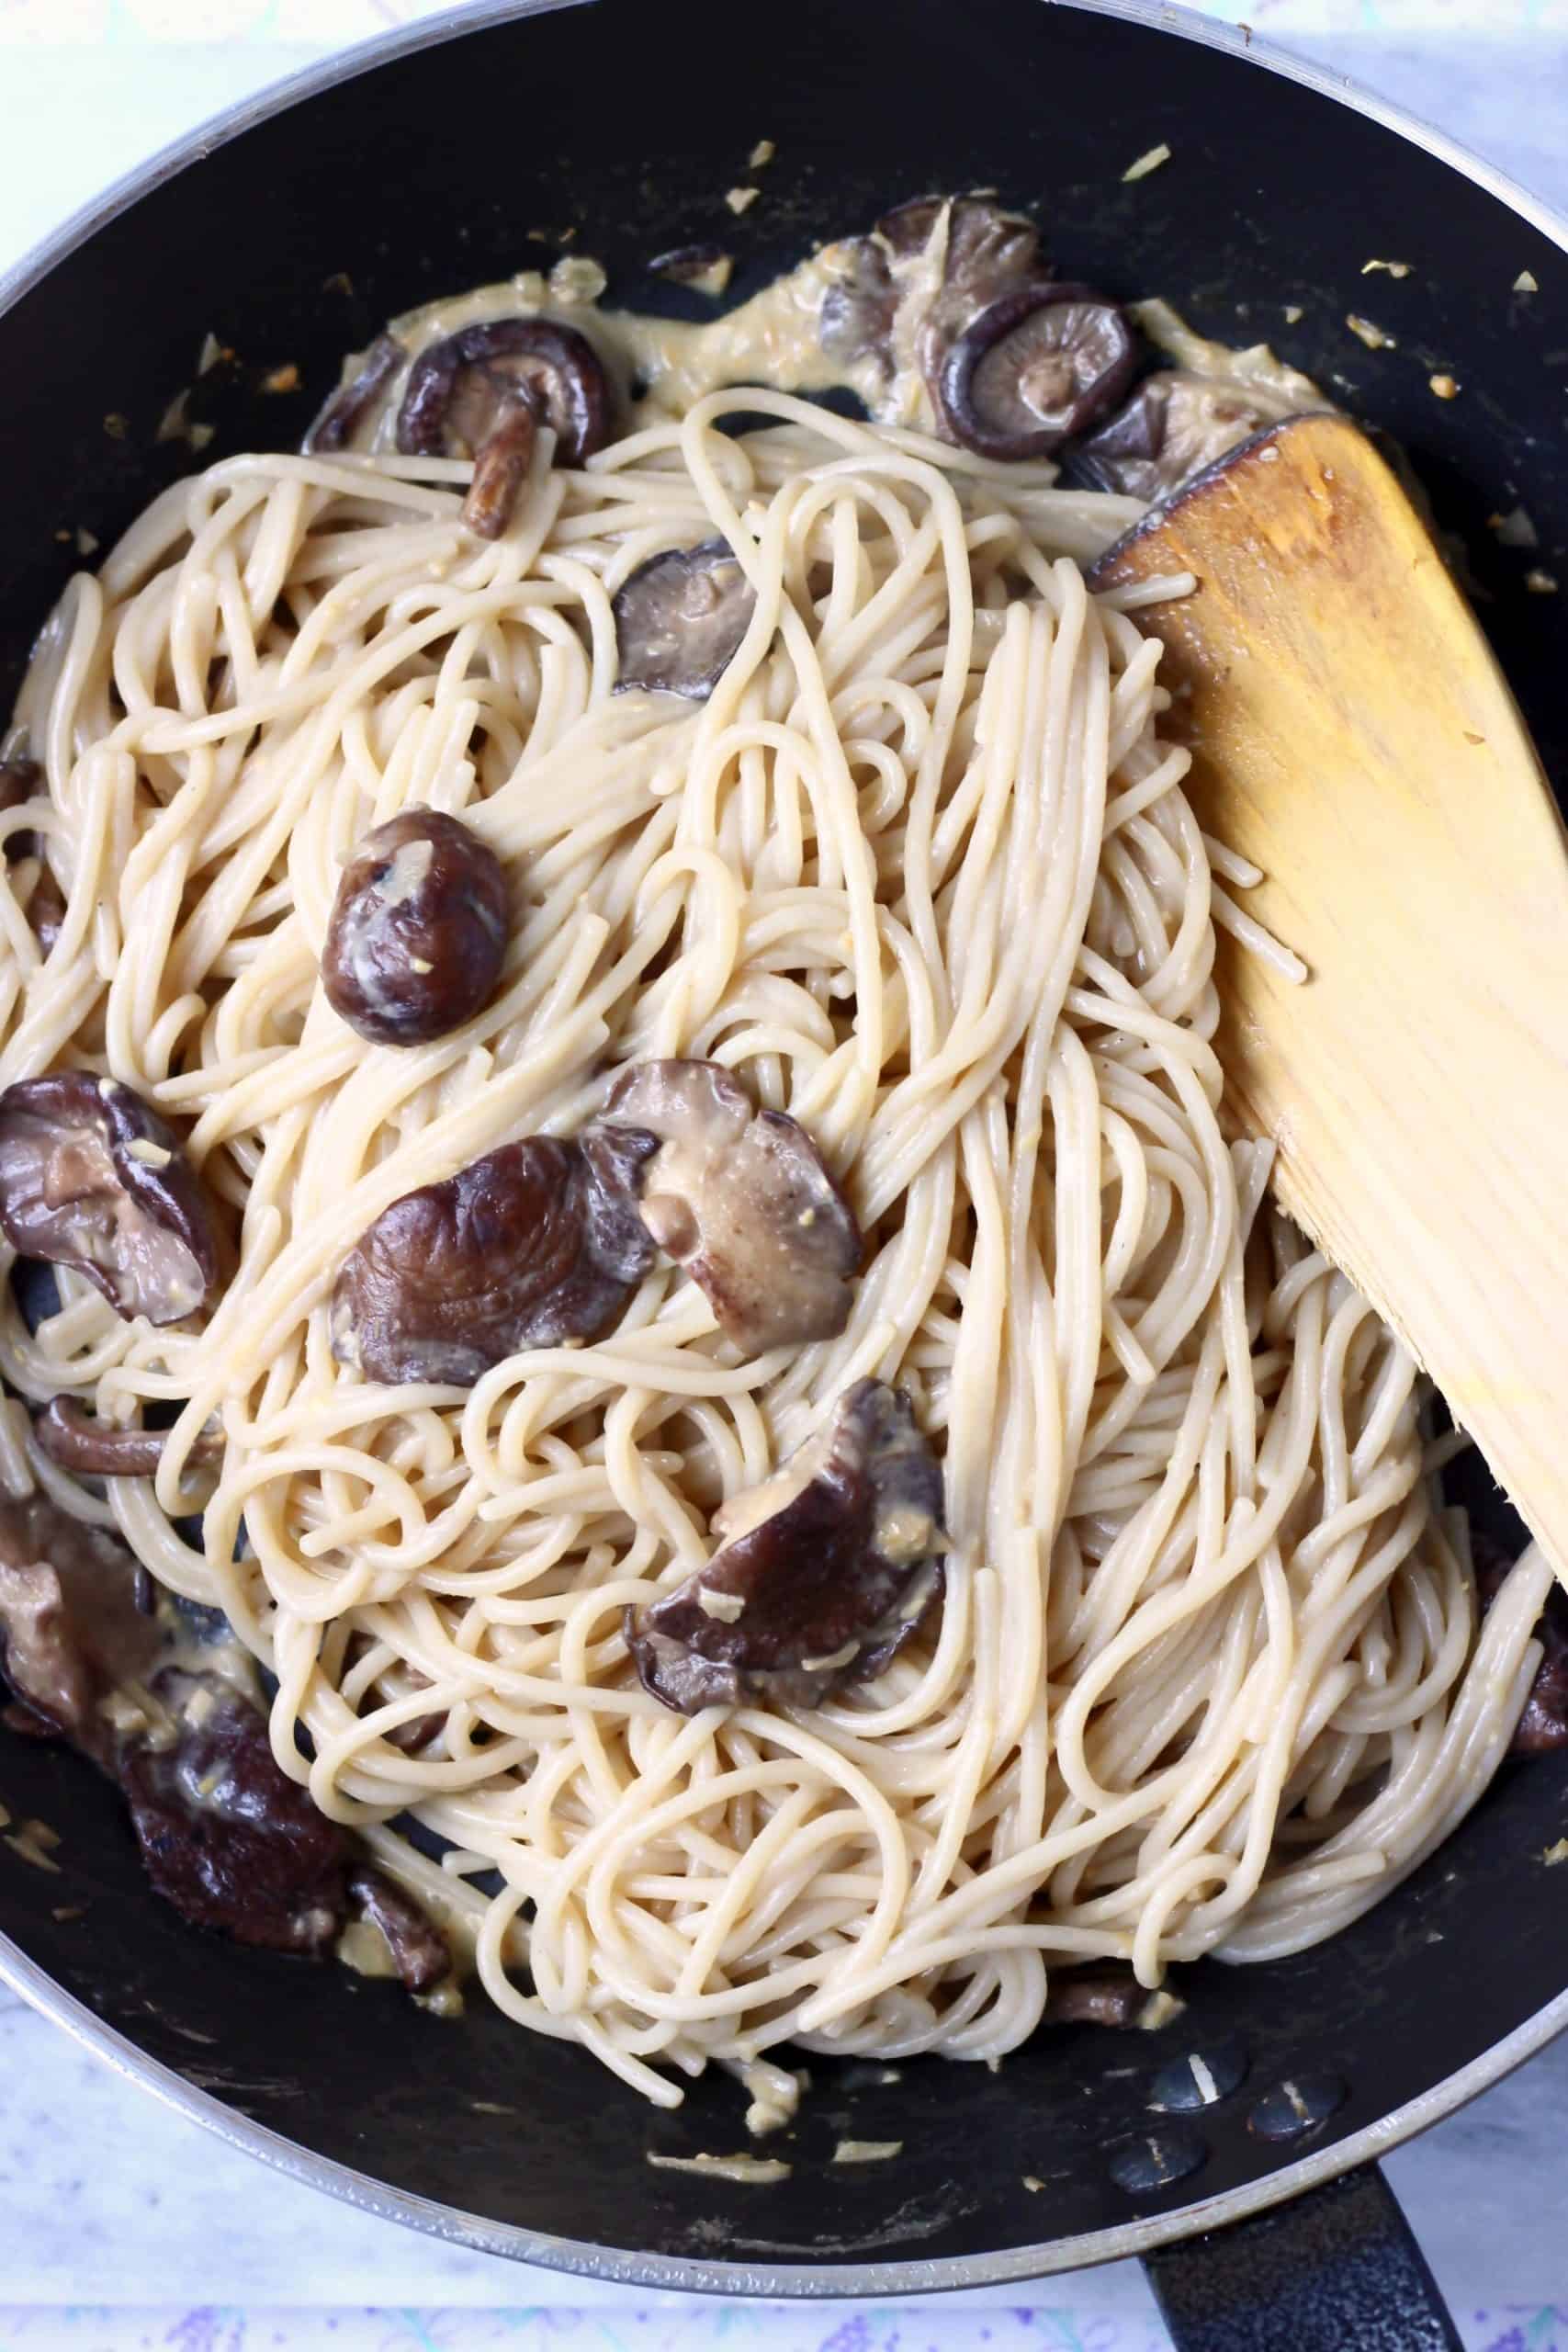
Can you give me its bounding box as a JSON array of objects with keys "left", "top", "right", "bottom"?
[{"left": 0, "top": 374, "right": 1551, "bottom": 2108}]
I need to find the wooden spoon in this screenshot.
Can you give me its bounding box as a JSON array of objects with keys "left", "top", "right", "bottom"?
[{"left": 1090, "top": 410, "right": 1568, "bottom": 1590}]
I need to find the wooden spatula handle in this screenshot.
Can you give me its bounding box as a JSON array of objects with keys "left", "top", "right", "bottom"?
[{"left": 1095, "top": 413, "right": 1568, "bottom": 1588}]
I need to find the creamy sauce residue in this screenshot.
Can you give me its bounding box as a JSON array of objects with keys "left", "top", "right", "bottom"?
[
  {"left": 1131, "top": 298, "right": 1330, "bottom": 420},
  {"left": 731, "top": 2054, "right": 808, "bottom": 2137},
  {"left": 351, "top": 245, "right": 898, "bottom": 450},
  {"left": 313, "top": 203, "right": 1326, "bottom": 494}
]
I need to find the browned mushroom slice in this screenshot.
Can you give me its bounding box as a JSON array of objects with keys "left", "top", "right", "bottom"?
[
  {"left": 0, "top": 1498, "right": 344, "bottom": 1953},
  {"left": 332, "top": 1127, "right": 658, "bottom": 1387},
  {"left": 819, "top": 198, "right": 1049, "bottom": 398},
  {"left": 878, "top": 193, "right": 1043, "bottom": 295},
  {"left": 0, "top": 752, "right": 62, "bottom": 949},
  {"left": 346, "top": 1862, "right": 454, "bottom": 1994},
  {"left": 118, "top": 1667, "right": 349, "bottom": 1954},
  {"left": 26, "top": 866, "right": 65, "bottom": 956},
  {"left": 35, "top": 1396, "right": 222, "bottom": 1479},
  {"left": 302, "top": 332, "right": 407, "bottom": 454},
  {"left": 396, "top": 319, "right": 612, "bottom": 537},
  {"left": 0, "top": 1073, "right": 219, "bottom": 1325},
  {"left": 321, "top": 807, "right": 511, "bottom": 1046},
  {"left": 819, "top": 238, "right": 900, "bottom": 369},
  {"left": 0, "top": 1489, "right": 164, "bottom": 1748},
  {"left": 0, "top": 1487, "right": 453, "bottom": 1971},
  {"left": 626, "top": 1378, "right": 944, "bottom": 1714},
  {"left": 598, "top": 1059, "right": 861, "bottom": 1352},
  {"left": 344, "top": 1634, "right": 444, "bottom": 1753},
  {"left": 613, "top": 540, "right": 757, "bottom": 700},
  {"left": 1043, "top": 1967, "right": 1149, "bottom": 2028},
  {"left": 1071, "top": 369, "right": 1295, "bottom": 502},
  {"left": 0, "top": 749, "right": 40, "bottom": 821},
  {"left": 940, "top": 284, "right": 1137, "bottom": 460},
  {"left": 881, "top": 196, "right": 1051, "bottom": 406},
  {"left": 1516, "top": 1587, "right": 1568, "bottom": 1750}
]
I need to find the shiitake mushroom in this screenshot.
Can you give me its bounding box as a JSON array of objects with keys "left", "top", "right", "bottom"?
[
  {"left": 34, "top": 1396, "right": 222, "bottom": 1479},
  {"left": 599, "top": 1058, "right": 862, "bottom": 1353},
  {"left": 302, "top": 333, "right": 407, "bottom": 455},
  {"left": 0, "top": 1488, "right": 164, "bottom": 1747},
  {"left": 612, "top": 539, "right": 757, "bottom": 700},
  {"left": 1475, "top": 1536, "right": 1568, "bottom": 1753},
  {"left": 0, "top": 1489, "right": 451, "bottom": 1978},
  {"left": 396, "top": 318, "right": 613, "bottom": 538},
  {"left": 118, "top": 1668, "right": 351, "bottom": 1955},
  {"left": 1070, "top": 369, "right": 1292, "bottom": 502},
  {"left": 345, "top": 1862, "right": 453, "bottom": 1994},
  {"left": 0, "top": 1074, "right": 219, "bottom": 1326},
  {"left": 625, "top": 1378, "right": 945, "bottom": 1714},
  {"left": 321, "top": 808, "right": 510, "bottom": 1047},
  {"left": 0, "top": 749, "right": 40, "bottom": 823},
  {"left": 819, "top": 238, "right": 900, "bottom": 370},
  {"left": 939, "top": 282, "right": 1137, "bottom": 460},
  {"left": 331, "top": 1129, "right": 659, "bottom": 1387},
  {"left": 329, "top": 1059, "right": 859, "bottom": 1386},
  {"left": 877, "top": 192, "right": 1043, "bottom": 290},
  {"left": 820, "top": 196, "right": 1049, "bottom": 405},
  {"left": 1042, "top": 1968, "right": 1152, "bottom": 2029},
  {"left": 0, "top": 750, "right": 64, "bottom": 952}
]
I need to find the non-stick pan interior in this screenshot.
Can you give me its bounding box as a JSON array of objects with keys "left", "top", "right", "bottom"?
[{"left": 2, "top": 0, "right": 1566, "bottom": 2279}]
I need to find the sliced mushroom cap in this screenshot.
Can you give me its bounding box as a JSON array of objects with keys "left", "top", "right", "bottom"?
[
  {"left": 0, "top": 752, "right": 62, "bottom": 949},
  {"left": 344, "top": 1634, "right": 444, "bottom": 1755},
  {"left": 626, "top": 1377, "right": 944, "bottom": 1714},
  {"left": 0, "top": 1074, "right": 219, "bottom": 1325},
  {"left": 396, "top": 319, "right": 612, "bottom": 537},
  {"left": 1070, "top": 369, "right": 1296, "bottom": 502},
  {"left": 1517, "top": 1584, "right": 1568, "bottom": 1750},
  {"left": 0, "top": 1489, "right": 164, "bottom": 1749},
  {"left": 302, "top": 333, "right": 407, "bottom": 455},
  {"left": 118, "top": 1667, "right": 350, "bottom": 1954},
  {"left": 332, "top": 1127, "right": 658, "bottom": 1387},
  {"left": 0, "top": 1485, "right": 448, "bottom": 1973},
  {"left": 940, "top": 284, "right": 1137, "bottom": 460},
  {"left": 878, "top": 193, "right": 1043, "bottom": 295},
  {"left": 821, "top": 198, "right": 1049, "bottom": 406},
  {"left": 35, "top": 1396, "right": 222, "bottom": 1480},
  {"left": 346, "top": 1862, "right": 454, "bottom": 1994},
  {"left": 321, "top": 807, "right": 511, "bottom": 1047},
  {"left": 26, "top": 866, "right": 65, "bottom": 956},
  {"left": 613, "top": 539, "right": 758, "bottom": 700},
  {"left": 1043, "top": 1967, "right": 1149, "bottom": 2028},
  {"left": 598, "top": 1059, "right": 861, "bottom": 1352},
  {"left": 819, "top": 238, "right": 899, "bottom": 370},
  {"left": 874, "top": 193, "right": 946, "bottom": 258},
  {"left": 0, "top": 750, "right": 40, "bottom": 820}
]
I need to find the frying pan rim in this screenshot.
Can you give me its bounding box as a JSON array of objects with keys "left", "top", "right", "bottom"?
[
  {"left": 4, "top": 1928, "right": 1566, "bottom": 2295},
  {"left": 2, "top": 0, "right": 1567, "bottom": 2298}
]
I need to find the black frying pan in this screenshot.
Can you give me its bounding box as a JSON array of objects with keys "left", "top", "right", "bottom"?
[{"left": 2, "top": 2, "right": 1566, "bottom": 2340}]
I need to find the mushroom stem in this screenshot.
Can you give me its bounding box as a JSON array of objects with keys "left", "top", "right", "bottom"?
[
  {"left": 461, "top": 401, "right": 537, "bottom": 539},
  {"left": 35, "top": 1397, "right": 222, "bottom": 1479}
]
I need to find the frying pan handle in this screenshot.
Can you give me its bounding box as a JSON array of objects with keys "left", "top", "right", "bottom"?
[{"left": 1143, "top": 2163, "right": 1463, "bottom": 2351}]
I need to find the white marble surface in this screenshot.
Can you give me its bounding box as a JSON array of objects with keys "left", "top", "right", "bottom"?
[{"left": 1, "top": 2, "right": 1567, "bottom": 2342}]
